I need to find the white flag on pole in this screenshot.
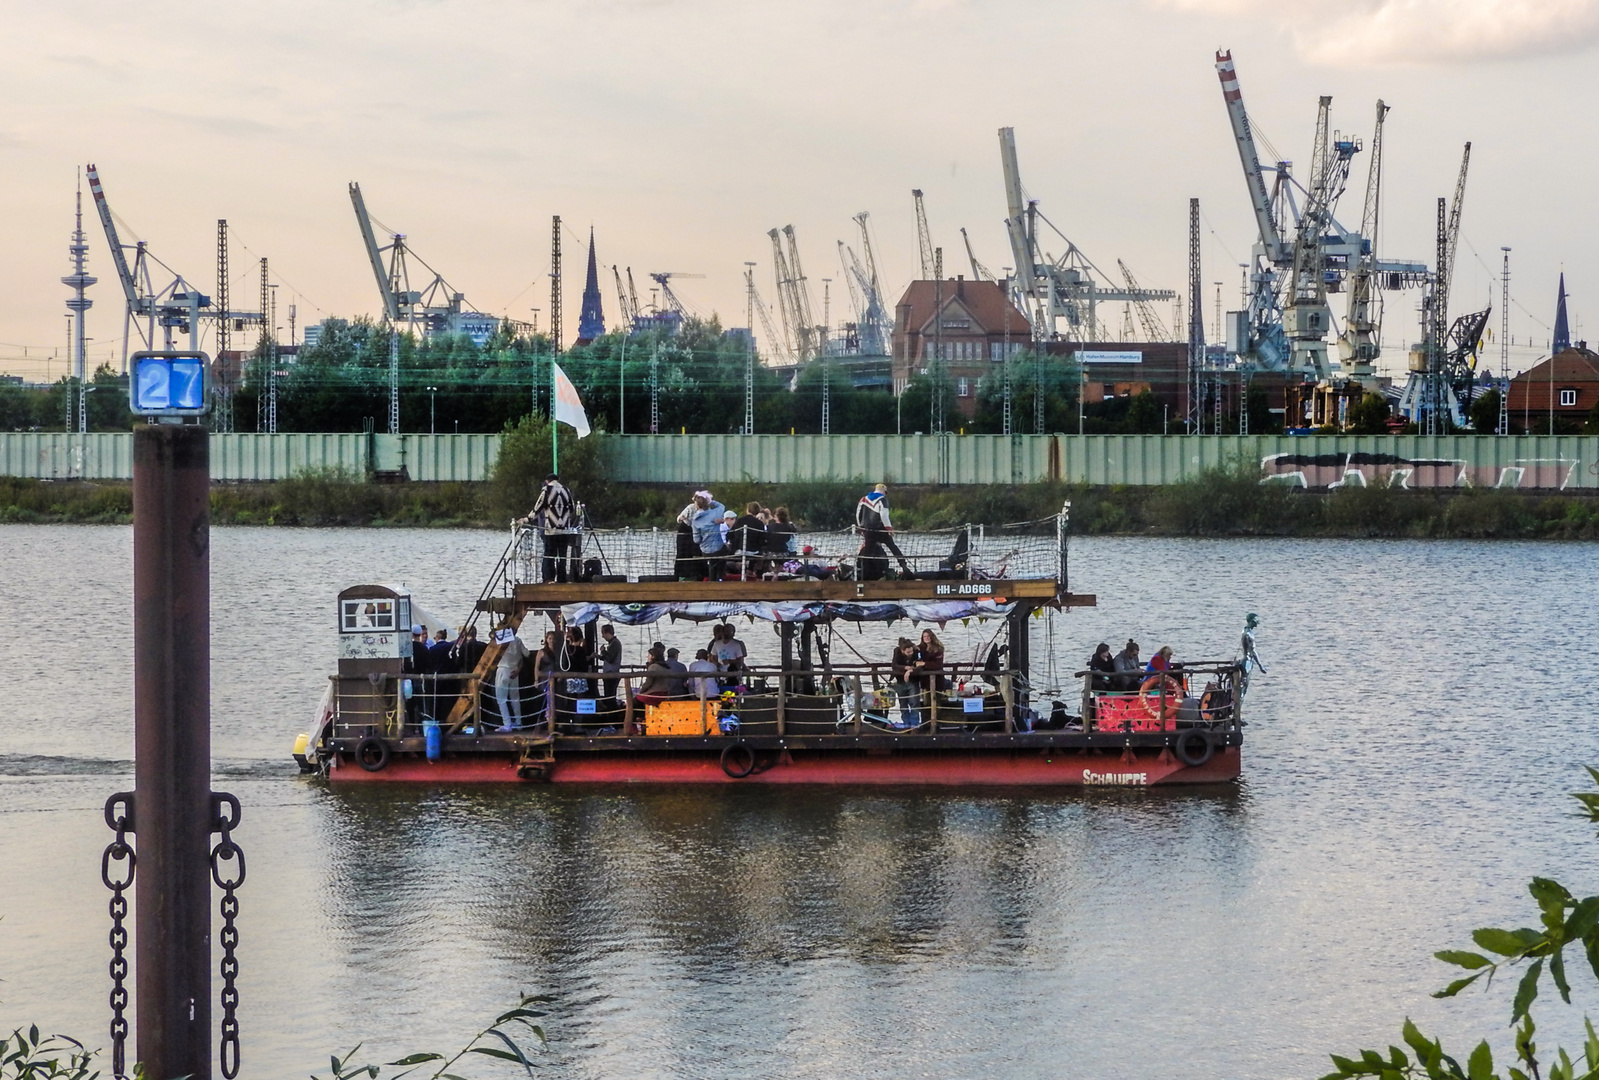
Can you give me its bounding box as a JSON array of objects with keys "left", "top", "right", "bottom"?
[{"left": 552, "top": 362, "right": 591, "bottom": 439}]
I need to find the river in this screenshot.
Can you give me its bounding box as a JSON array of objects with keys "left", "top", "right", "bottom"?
[{"left": 1, "top": 524, "right": 1595, "bottom": 1079}]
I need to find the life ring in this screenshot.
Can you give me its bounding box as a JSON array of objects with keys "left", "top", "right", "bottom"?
[
  {"left": 1138, "top": 675, "right": 1182, "bottom": 723},
  {"left": 356, "top": 736, "right": 391, "bottom": 772},
  {"left": 1173, "top": 729, "right": 1213, "bottom": 767},
  {"left": 720, "top": 742, "right": 757, "bottom": 779}
]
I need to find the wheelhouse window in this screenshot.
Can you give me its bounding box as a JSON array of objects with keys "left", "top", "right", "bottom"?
[{"left": 342, "top": 599, "right": 395, "bottom": 632}]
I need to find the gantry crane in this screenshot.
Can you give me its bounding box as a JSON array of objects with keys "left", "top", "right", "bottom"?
[
  {"left": 1117, "top": 260, "right": 1172, "bottom": 343},
  {"left": 611, "top": 265, "right": 637, "bottom": 326},
  {"left": 1339, "top": 101, "right": 1389, "bottom": 384},
  {"left": 1281, "top": 96, "right": 1361, "bottom": 380},
  {"left": 961, "top": 228, "right": 996, "bottom": 283},
  {"left": 649, "top": 272, "right": 703, "bottom": 319},
  {"left": 768, "top": 226, "right": 821, "bottom": 362},
  {"left": 745, "top": 264, "right": 793, "bottom": 365},
  {"left": 86, "top": 163, "right": 232, "bottom": 371},
  {"left": 997, "top": 127, "right": 1174, "bottom": 341}
]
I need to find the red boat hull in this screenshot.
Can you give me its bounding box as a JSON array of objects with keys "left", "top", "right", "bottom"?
[{"left": 327, "top": 746, "right": 1241, "bottom": 786}]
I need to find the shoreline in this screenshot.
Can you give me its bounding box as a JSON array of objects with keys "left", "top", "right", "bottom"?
[{"left": 5, "top": 475, "right": 1598, "bottom": 539}]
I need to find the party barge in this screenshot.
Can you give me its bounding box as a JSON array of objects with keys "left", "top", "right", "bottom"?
[{"left": 293, "top": 503, "right": 1252, "bottom": 786}]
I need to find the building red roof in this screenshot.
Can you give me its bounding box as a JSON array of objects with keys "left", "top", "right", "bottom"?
[
  {"left": 1511, "top": 347, "right": 1599, "bottom": 386},
  {"left": 894, "top": 279, "right": 1029, "bottom": 336}
]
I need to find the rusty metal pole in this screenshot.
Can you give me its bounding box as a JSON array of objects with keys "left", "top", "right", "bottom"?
[{"left": 133, "top": 423, "right": 212, "bottom": 1080}]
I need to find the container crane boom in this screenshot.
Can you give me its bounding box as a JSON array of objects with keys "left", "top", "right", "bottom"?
[
  {"left": 1117, "top": 260, "right": 1171, "bottom": 343},
  {"left": 348, "top": 182, "right": 400, "bottom": 322},
  {"left": 1340, "top": 100, "right": 1388, "bottom": 379},
  {"left": 997, "top": 128, "right": 1038, "bottom": 302},
  {"left": 1441, "top": 142, "right": 1471, "bottom": 322},
  {"left": 912, "top": 190, "right": 935, "bottom": 279},
  {"left": 85, "top": 164, "right": 139, "bottom": 308},
  {"left": 649, "top": 272, "right": 703, "bottom": 318},
  {"left": 961, "top": 228, "right": 995, "bottom": 283},
  {"left": 611, "top": 265, "right": 635, "bottom": 325},
  {"left": 1214, "top": 51, "right": 1286, "bottom": 262},
  {"left": 745, "top": 264, "right": 793, "bottom": 365},
  {"left": 625, "top": 268, "right": 642, "bottom": 325}
]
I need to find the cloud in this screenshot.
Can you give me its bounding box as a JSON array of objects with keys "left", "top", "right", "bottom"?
[{"left": 1164, "top": 0, "right": 1599, "bottom": 63}]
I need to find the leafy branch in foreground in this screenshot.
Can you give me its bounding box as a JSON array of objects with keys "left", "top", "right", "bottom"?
[
  {"left": 1322, "top": 767, "right": 1599, "bottom": 1080},
  {"left": 0, "top": 1026, "right": 98, "bottom": 1080},
  {"left": 313, "top": 994, "right": 551, "bottom": 1080}
]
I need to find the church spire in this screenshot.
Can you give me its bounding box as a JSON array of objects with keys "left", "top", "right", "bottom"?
[
  {"left": 575, "top": 228, "right": 605, "bottom": 345},
  {"left": 1552, "top": 273, "right": 1571, "bottom": 353}
]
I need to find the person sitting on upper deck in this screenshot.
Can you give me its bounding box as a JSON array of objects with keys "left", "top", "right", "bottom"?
[
  {"left": 1112, "top": 639, "right": 1141, "bottom": 691},
  {"left": 677, "top": 491, "right": 728, "bottom": 580},
  {"left": 856, "top": 483, "right": 915, "bottom": 579},
  {"left": 766, "top": 506, "right": 799, "bottom": 557},
  {"left": 1088, "top": 642, "right": 1116, "bottom": 691}
]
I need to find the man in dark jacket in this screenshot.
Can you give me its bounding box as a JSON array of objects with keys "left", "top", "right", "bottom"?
[{"left": 521, "top": 473, "right": 577, "bottom": 583}]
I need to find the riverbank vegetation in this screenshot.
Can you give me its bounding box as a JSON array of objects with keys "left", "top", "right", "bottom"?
[{"left": 6, "top": 463, "right": 1599, "bottom": 538}]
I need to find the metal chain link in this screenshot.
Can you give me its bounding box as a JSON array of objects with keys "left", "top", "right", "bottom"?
[
  {"left": 210, "top": 792, "right": 245, "bottom": 1080},
  {"left": 101, "top": 792, "right": 136, "bottom": 1080}
]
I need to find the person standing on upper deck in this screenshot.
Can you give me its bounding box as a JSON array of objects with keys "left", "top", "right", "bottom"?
[
  {"left": 856, "top": 484, "right": 915, "bottom": 579},
  {"left": 520, "top": 473, "right": 577, "bottom": 583},
  {"left": 678, "top": 490, "right": 728, "bottom": 580}
]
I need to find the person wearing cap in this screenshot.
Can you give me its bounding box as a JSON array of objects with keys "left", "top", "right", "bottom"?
[
  {"left": 493, "top": 626, "right": 529, "bottom": 731},
  {"left": 664, "top": 647, "right": 689, "bottom": 697},
  {"left": 676, "top": 490, "right": 727, "bottom": 580},
  {"left": 519, "top": 473, "right": 578, "bottom": 584},
  {"left": 855, "top": 483, "right": 914, "bottom": 580}
]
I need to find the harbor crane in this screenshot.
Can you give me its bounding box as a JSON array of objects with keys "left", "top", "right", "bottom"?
[
  {"left": 648, "top": 272, "right": 703, "bottom": 319},
  {"left": 1117, "top": 260, "right": 1173, "bottom": 343},
  {"left": 1213, "top": 50, "right": 1427, "bottom": 376},
  {"left": 769, "top": 226, "right": 822, "bottom": 362},
  {"left": 745, "top": 264, "right": 793, "bottom": 365},
  {"left": 348, "top": 183, "right": 485, "bottom": 339},
  {"left": 833, "top": 211, "right": 893, "bottom": 356},
  {"left": 611, "top": 265, "right": 637, "bottom": 326},
  {"left": 1338, "top": 100, "right": 1389, "bottom": 383},
  {"left": 997, "top": 127, "right": 1174, "bottom": 341},
  {"left": 86, "top": 163, "right": 242, "bottom": 371},
  {"left": 961, "top": 228, "right": 996, "bottom": 283}
]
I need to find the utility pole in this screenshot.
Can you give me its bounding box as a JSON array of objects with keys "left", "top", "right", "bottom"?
[
  {"left": 820, "top": 278, "right": 830, "bottom": 434},
  {"left": 258, "top": 259, "right": 269, "bottom": 434},
  {"left": 1188, "top": 198, "right": 1204, "bottom": 434},
  {"left": 267, "top": 285, "right": 278, "bottom": 435},
  {"left": 744, "top": 262, "right": 756, "bottom": 435},
  {"left": 1425, "top": 197, "right": 1447, "bottom": 436},
  {"left": 1499, "top": 248, "right": 1511, "bottom": 435},
  {"left": 650, "top": 342, "right": 660, "bottom": 434},
  {"left": 215, "top": 220, "right": 229, "bottom": 433},
  {"left": 932, "top": 250, "right": 944, "bottom": 434},
  {"left": 550, "top": 216, "right": 563, "bottom": 357}
]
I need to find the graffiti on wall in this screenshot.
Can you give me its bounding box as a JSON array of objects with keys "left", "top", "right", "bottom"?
[{"left": 1260, "top": 452, "right": 1580, "bottom": 490}]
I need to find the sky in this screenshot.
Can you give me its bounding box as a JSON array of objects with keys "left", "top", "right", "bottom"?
[{"left": 2, "top": 0, "right": 1595, "bottom": 383}]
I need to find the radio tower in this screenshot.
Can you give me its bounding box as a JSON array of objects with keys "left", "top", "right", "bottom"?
[{"left": 62, "top": 176, "right": 96, "bottom": 434}]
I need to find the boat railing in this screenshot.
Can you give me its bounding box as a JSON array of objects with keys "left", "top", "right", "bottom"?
[
  {"left": 1074, "top": 660, "right": 1245, "bottom": 735},
  {"left": 329, "top": 663, "right": 1031, "bottom": 742},
  {"left": 507, "top": 502, "right": 1073, "bottom": 587}
]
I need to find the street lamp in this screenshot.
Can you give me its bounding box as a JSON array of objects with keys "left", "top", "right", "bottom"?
[{"left": 426, "top": 386, "right": 439, "bottom": 434}]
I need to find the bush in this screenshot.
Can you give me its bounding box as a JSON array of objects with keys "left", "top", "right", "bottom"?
[{"left": 486, "top": 415, "right": 612, "bottom": 525}]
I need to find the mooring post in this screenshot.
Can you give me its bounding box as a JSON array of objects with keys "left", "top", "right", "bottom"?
[{"left": 133, "top": 423, "right": 213, "bottom": 1080}]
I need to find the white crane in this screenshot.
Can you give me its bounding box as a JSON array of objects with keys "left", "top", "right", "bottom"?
[{"left": 1339, "top": 100, "right": 1389, "bottom": 383}]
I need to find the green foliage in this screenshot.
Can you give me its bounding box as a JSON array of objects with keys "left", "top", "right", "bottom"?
[
  {"left": 1245, "top": 382, "right": 1281, "bottom": 434},
  {"left": 1472, "top": 389, "right": 1504, "bottom": 435},
  {"left": 0, "top": 1026, "right": 98, "bottom": 1080},
  {"left": 785, "top": 362, "right": 896, "bottom": 435},
  {"left": 485, "top": 414, "right": 612, "bottom": 525},
  {"left": 313, "top": 994, "right": 549, "bottom": 1080},
  {"left": 1322, "top": 769, "right": 1599, "bottom": 1080},
  {"left": 970, "top": 353, "right": 1081, "bottom": 434},
  {"left": 1350, "top": 392, "right": 1393, "bottom": 435}
]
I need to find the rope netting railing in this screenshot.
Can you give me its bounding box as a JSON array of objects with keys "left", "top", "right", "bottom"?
[{"left": 508, "top": 503, "right": 1071, "bottom": 587}]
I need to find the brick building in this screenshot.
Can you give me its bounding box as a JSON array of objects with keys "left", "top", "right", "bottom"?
[
  {"left": 1507, "top": 346, "right": 1599, "bottom": 430},
  {"left": 891, "top": 279, "right": 1030, "bottom": 416}
]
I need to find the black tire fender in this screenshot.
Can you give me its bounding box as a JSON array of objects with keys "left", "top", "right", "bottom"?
[
  {"left": 356, "top": 735, "right": 391, "bottom": 772},
  {"left": 1173, "top": 729, "right": 1214, "bottom": 768},
  {"left": 720, "top": 742, "right": 757, "bottom": 779}
]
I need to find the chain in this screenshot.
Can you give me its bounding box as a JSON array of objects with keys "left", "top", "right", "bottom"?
[
  {"left": 100, "top": 792, "right": 136, "bottom": 1080},
  {"left": 210, "top": 792, "right": 245, "bottom": 1080}
]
